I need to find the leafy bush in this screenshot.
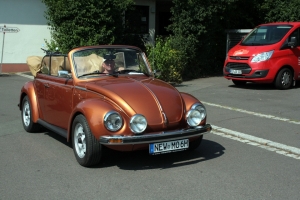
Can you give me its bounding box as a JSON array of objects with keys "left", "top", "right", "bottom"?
[
  {"left": 167, "top": 0, "right": 231, "bottom": 80},
  {"left": 146, "top": 37, "right": 185, "bottom": 84}
]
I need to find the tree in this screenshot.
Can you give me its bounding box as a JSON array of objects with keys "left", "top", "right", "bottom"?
[
  {"left": 42, "top": 0, "right": 142, "bottom": 53},
  {"left": 261, "top": 0, "right": 300, "bottom": 22},
  {"left": 168, "top": 0, "right": 237, "bottom": 79}
]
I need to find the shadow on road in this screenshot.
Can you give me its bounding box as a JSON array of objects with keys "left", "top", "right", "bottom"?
[
  {"left": 43, "top": 130, "right": 225, "bottom": 170},
  {"left": 43, "top": 129, "right": 72, "bottom": 148},
  {"left": 228, "top": 81, "right": 300, "bottom": 90},
  {"left": 98, "top": 139, "right": 225, "bottom": 170}
]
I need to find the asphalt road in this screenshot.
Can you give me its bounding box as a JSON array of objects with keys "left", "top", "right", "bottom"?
[{"left": 0, "top": 73, "right": 299, "bottom": 200}]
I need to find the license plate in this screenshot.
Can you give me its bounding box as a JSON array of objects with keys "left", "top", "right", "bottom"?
[
  {"left": 229, "top": 69, "right": 242, "bottom": 74},
  {"left": 149, "top": 139, "right": 189, "bottom": 155}
]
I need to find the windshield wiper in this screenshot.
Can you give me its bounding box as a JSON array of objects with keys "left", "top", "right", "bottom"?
[
  {"left": 78, "top": 70, "right": 118, "bottom": 78},
  {"left": 242, "top": 42, "right": 265, "bottom": 46},
  {"left": 118, "top": 69, "right": 149, "bottom": 76},
  {"left": 77, "top": 71, "right": 107, "bottom": 78}
]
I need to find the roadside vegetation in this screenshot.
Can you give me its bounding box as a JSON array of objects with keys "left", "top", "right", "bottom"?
[{"left": 42, "top": 0, "right": 300, "bottom": 83}]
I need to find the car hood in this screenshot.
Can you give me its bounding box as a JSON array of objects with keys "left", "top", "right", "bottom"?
[
  {"left": 229, "top": 45, "right": 275, "bottom": 57},
  {"left": 85, "top": 77, "right": 184, "bottom": 127}
]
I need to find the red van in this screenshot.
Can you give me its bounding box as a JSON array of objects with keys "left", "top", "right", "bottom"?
[{"left": 223, "top": 22, "right": 300, "bottom": 89}]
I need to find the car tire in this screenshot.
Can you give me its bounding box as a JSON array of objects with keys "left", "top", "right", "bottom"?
[
  {"left": 232, "top": 80, "right": 247, "bottom": 86},
  {"left": 21, "top": 96, "right": 42, "bottom": 133},
  {"left": 275, "top": 68, "right": 293, "bottom": 90},
  {"left": 72, "top": 114, "right": 102, "bottom": 167},
  {"left": 188, "top": 135, "right": 203, "bottom": 151}
]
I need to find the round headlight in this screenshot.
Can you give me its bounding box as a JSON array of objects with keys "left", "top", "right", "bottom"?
[
  {"left": 104, "top": 111, "right": 123, "bottom": 131},
  {"left": 186, "top": 109, "right": 202, "bottom": 127},
  {"left": 191, "top": 103, "right": 207, "bottom": 120},
  {"left": 187, "top": 103, "right": 207, "bottom": 127},
  {"left": 130, "top": 114, "right": 147, "bottom": 134}
]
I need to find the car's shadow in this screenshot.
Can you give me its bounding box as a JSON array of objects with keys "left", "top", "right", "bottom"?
[
  {"left": 43, "top": 129, "right": 225, "bottom": 169},
  {"left": 97, "top": 139, "right": 225, "bottom": 170}
]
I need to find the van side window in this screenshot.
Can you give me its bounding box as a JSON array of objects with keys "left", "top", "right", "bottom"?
[
  {"left": 289, "top": 29, "right": 299, "bottom": 46},
  {"left": 281, "top": 28, "right": 299, "bottom": 49}
]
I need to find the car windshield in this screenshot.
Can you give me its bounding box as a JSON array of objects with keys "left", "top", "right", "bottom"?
[
  {"left": 241, "top": 25, "right": 292, "bottom": 46},
  {"left": 72, "top": 47, "right": 151, "bottom": 78}
]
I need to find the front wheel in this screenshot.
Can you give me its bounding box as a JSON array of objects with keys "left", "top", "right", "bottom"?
[
  {"left": 274, "top": 68, "right": 293, "bottom": 90},
  {"left": 21, "top": 96, "right": 41, "bottom": 132},
  {"left": 72, "top": 114, "right": 102, "bottom": 167}
]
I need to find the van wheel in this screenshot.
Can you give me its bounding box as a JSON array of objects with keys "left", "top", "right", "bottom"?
[
  {"left": 232, "top": 80, "right": 246, "bottom": 86},
  {"left": 72, "top": 114, "right": 102, "bottom": 167},
  {"left": 275, "top": 68, "right": 292, "bottom": 89}
]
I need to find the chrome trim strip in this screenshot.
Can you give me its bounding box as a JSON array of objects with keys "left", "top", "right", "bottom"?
[
  {"left": 99, "top": 124, "right": 212, "bottom": 145},
  {"left": 162, "top": 112, "right": 168, "bottom": 126},
  {"left": 75, "top": 86, "right": 86, "bottom": 90}
]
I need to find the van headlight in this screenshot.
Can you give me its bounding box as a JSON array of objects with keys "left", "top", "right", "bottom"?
[
  {"left": 104, "top": 111, "right": 123, "bottom": 131},
  {"left": 130, "top": 114, "right": 147, "bottom": 134},
  {"left": 251, "top": 50, "right": 274, "bottom": 63},
  {"left": 186, "top": 103, "right": 207, "bottom": 127}
]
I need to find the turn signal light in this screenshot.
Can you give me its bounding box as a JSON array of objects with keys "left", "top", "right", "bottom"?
[{"left": 108, "top": 138, "right": 123, "bottom": 144}]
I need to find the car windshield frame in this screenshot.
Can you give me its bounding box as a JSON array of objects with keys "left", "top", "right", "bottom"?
[
  {"left": 241, "top": 25, "right": 293, "bottom": 46},
  {"left": 71, "top": 46, "right": 152, "bottom": 78}
]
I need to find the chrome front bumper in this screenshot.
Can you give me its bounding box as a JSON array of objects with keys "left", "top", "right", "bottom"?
[{"left": 99, "top": 124, "right": 212, "bottom": 145}]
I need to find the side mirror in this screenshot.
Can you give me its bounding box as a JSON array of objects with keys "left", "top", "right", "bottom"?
[
  {"left": 58, "top": 70, "right": 71, "bottom": 78},
  {"left": 288, "top": 37, "right": 297, "bottom": 48}
]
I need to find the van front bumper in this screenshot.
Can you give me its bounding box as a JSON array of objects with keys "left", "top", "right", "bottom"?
[{"left": 224, "top": 69, "right": 269, "bottom": 78}]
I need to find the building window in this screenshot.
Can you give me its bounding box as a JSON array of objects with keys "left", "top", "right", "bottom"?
[{"left": 125, "top": 5, "right": 149, "bottom": 34}]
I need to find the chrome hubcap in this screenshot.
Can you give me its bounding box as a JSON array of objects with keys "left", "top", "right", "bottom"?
[
  {"left": 22, "top": 101, "right": 30, "bottom": 127},
  {"left": 74, "top": 124, "right": 86, "bottom": 158},
  {"left": 281, "top": 71, "right": 291, "bottom": 86}
]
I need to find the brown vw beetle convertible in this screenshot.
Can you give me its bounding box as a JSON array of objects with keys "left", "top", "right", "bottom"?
[{"left": 19, "top": 45, "right": 212, "bottom": 167}]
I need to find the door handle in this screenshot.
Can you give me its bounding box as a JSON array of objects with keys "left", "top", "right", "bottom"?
[{"left": 44, "top": 83, "right": 50, "bottom": 88}]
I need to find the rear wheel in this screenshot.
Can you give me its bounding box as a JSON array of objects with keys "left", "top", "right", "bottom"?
[
  {"left": 274, "top": 68, "right": 292, "bottom": 89},
  {"left": 232, "top": 80, "right": 247, "bottom": 86},
  {"left": 72, "top": 114, "right": 102, "bottom": 167},
  {"left": 21, "top": 96, "right": 41, "bottom": 132},
  {"left": 188, "top": 135, "right": 203, "bottom": 151}
]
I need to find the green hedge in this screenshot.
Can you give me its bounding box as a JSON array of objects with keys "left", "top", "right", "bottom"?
[{"left": 146, "top": 37, "right": 185, "bottom": 84}]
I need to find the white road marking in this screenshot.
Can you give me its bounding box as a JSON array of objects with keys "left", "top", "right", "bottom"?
[
  {"left": 212, "top": 125, "right": 300, "bottom": 159},
  {"left": 202, "top": 101, "right": 300, "bottom": 125},
  {"left": 16, "top": 72, "right": 33, "bottom": 79}
]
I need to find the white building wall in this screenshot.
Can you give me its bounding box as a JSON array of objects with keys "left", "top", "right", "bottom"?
[{"left": 0, "top": 0, "right": 51, "bottom": 63}]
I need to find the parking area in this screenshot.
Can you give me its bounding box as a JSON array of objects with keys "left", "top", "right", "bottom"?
[{"left": 0, "top": 74, "right": 299, "bottom": 200}]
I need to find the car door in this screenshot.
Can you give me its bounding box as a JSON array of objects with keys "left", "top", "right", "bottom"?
[
  {"left": 43, "top": 76, "right": 73, "bottom": 129},
  {"left": 36, "top": 55, "right": 74, "bottom": 129},
  {"left": 34, "top": 56, "right": 51, "bottom": 121}
]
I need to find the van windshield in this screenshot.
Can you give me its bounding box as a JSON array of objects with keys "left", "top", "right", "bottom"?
[{"left": 241, "top": 25, "right": 292, "bottom": 46}]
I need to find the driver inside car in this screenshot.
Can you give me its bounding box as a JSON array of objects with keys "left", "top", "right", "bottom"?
[{"left": 102, "top": 54, "right": 116, "bottom": 74}]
